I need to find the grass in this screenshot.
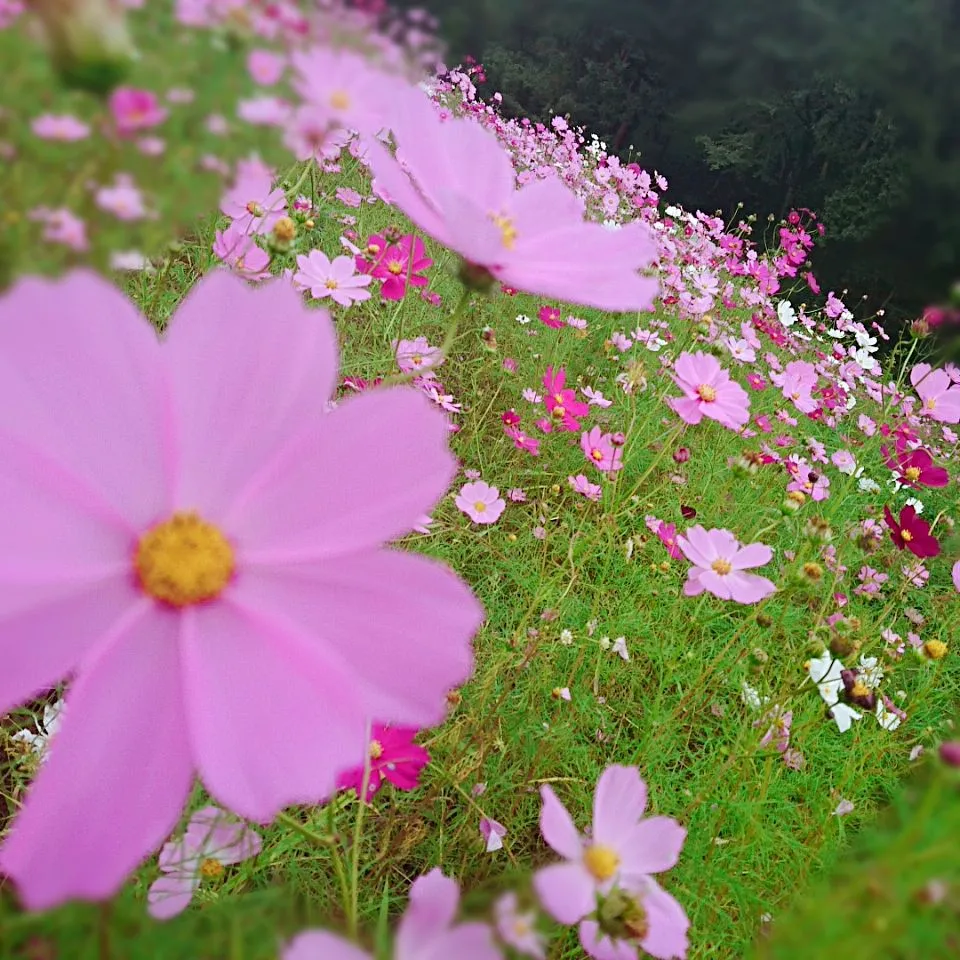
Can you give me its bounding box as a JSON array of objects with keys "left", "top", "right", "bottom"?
[{"left": 2, "top": 136, "right": 959, "bottom": 960}]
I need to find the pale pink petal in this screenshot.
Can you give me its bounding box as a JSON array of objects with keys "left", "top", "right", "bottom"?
[
  {"left": 185, "top": 807, "right": 261, "bottom": 864},
  {"left": 428, "top": 924, "right": 501, "bottom": 960},
  {"left": 539, "top": 785, "right": 583, "bottom": 859},
  {"left": 618, "top": 818, "right": 686, "bottom": 877},
  {"left": 591, "top": 765, "right": 647, "bottom": 847},
  {"left": 671, "top": 353, "right": 701, "bottom": 390},
  {"left": 533, "top": 861, "right": 596, "bottom": 924},
  {"left": 0, "top": 604, "right": 193, "bottom": 909},
  {"left": 678, "top": 526, "right": 717, "bottom": 566},
  {"left": 226, "top": 389, "right": 456, "bottom": 559},
  {"left": 395, "top": 868, "right": 460, "bottom": 953},
  {"left": 0, "top": 271, "right": 171, "bottom": 530},
  {"left": 667, "top": 396, "right": 703, "bottom": 425},
  {"left": 0, "top": 574, "right": 138, "bottom": 717},
  {"left": 282, "top": 930, "right": 372, "bottom": 960},
  {"left": 639, "top": 881, "right": 690, "bottom": 960},
  {"left": 682, "top": 571, "right": 706, "bottom": 597},
  {"left": 696, "top": 569, "right": 733, "bottom": 600},
  {"left": 163, "top": 270, "right": 337, "bottom": 518},
  {"left": 147, "top": 871, "right": 198, "bottom": 920},
  {"left": 726, "top": 572, "right": 776, "bottom": 604},
  {"left": 181, "top": 599, "right": 367, "bottom": 821},
  {"left": 225, "top": 551, "right": 480, "bottom": 728},
  {"left": 579, "top": 921, "right": 638, "bottom": 960},
  {"left": 730, "top": 543, "right": 773, "bottom": 571}
]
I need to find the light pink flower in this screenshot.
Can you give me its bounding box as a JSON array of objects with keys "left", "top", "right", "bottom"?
[
  {"left": 366, "top": 86, "right": 658, "bottom": 312},
  {"left": 677, "top": 526, "right": 776, "bottom": 604},
  {"left": 568, "top": 474, "right": 602, "bottom": 502},
  {"left": 336, "top": 187, "right": 363, "bottom": 208},
  {"left": 667, "top": 352, "right": 749, "bottom": 431},
  {"left": 282, "top": 869, "right": 499, "bottom": 960},
  {"left": 953, "top": 560, "right": 960, "bottom": 593},
  {"left": 0, "top": 270, "right": 481, "bottom": 909},
  {"left": 480, "top": 817, "right": 507, "bottom": 852},
  {"left": 456, "top": 481, "right": 506, "bottom": 525},
  {"left": 293, "top": 251, "right": 372, "bottom": 306},
  {"left": 534, "top": 766, "right": 689, "bottom": 960},
  {"left": 147, "top": 806, "right": 261, "bottom": 920},
  {"left": 495, "top": 892, "right": 545, "bottom": 959},
  {"left": 94, "top": 177, "right": 147, "bottom": 221},
  {"left": 109, "top": 87, "right": 168, "bottom": 136},
  {"left": 911, "top": 363, "right": 960, "bottom": 423},
  {"left": 31, "top": 114, "right": 90, "bottom": 141},
  {"left": 581, "top": 427, "right": 623, "bottom": 473},
  {"left": 247, "top": 49, "right": 285, "bottom": 86},
  {"left": 220, "top": 162, "right": 288, "bottom": 236},
  {"left": 30, "top": 207, "right": 87, "bottom": 252},
  {"left": 395, "top": 336, "right": 444, "bottom": 376},
  {"left": 212, "top": 223, "right": 272, "bottom": 282}
]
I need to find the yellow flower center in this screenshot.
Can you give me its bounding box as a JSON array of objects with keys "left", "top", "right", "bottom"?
[
  {"left": 711, "top": 558, "right": 732, "bottom": 575},
  {"left": 135, "top": 512, "right": 235, "bottom": 607},
  {"left": 924, "top": 639, "right": 948, "bottom": 660},
  {"left": 369, "top": 739, "right": 384, "bottom": 760},
  {"left": 697, "top": 384, "right": 717, "bottom": 402},
  {"left": 925, "top": 398, "right": 936, "bottom": 410},
  {"left": 901, "top": 529, "right": 913, "bottom": 542},
  {"left": 850, "top": 680, "right": 871, "bottom": 699},
  {"left": 199, "top": 858, "right": 224, "bottom": 879},
  {"left": 552, "top": 405, "right": 566, "bottom": 419},
  {"left": 245, "top": 200, "right": 264, "bottom": 216},
  {"left": 904, "top": 466, "right": 921, "bottom": 482},
  {"left": 387, "top": 260, "right": 404, "bottom": 275},
  {"left": 591, "top": 448, "right": 604, "bottom": 461},
  {"left": 325, "top": 279, "right": 339, "bottom": 290},
  {"left": 583, "top": 844, "right": 620, "bottom": 882},
  {"left": 473, "top": 501, "right": 487, "bottom": 513},
  {"left": 329, "top": 90, "right": 351, "bottom": 111},
  {"left": 490, "top": 212, "right": 517, "bottom": 250}
]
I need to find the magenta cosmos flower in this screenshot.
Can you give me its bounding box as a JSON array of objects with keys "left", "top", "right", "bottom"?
[
  {"left": 0, "top": 270, "right": 481, "bottom": 909},
  {"left": 293, "top": 251, "right": 372, "bottom": 307},
  {"left": 911, "top": 363, "right": 960, "bottom": 423},
  {"left": 282, "top": 869, "right": 499, "bottom": 960},
  {"left": 667, "top": 352, "right": 749, "bottom": 431},
  {"left": 881, "top": 437, "right": 949, "bottom": 489},
  {"left": 581, "top": 427, "right": 623, "bottom": 473},
  {"left": 677, "top": 526, "right": 776, "bottom": 604},
  {"left": 456, "top": 481, "right": 506, "bottom": 524},
  {"left": 366, "top": 86, "right": 658, "bottom": 312},
  {"left": 108, "top": 86, "right": 168, "bottom": 136},
  {"left": 147, "top": 806, "right": 261, "bottom": 920},
  {"left": 534, "top": 765, "right": 689, "bottom": 960},
  {"left": 336, "top": 724, "right": 429, "bottom": 802},
  {"left": 883, "top": 505, "right": 940, "bottom": 559}
]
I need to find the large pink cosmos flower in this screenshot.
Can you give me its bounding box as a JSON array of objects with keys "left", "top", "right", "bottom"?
[
  {"left": 366, "top": 86, "right": 658, "bottom": 312},
  {"left": 282, "top": 869, "right": 499, "bottom": 960},
  {"left": 881, "top": 437, "right": 949, "bottom": 489},
  {"left": 911, "top": 363, "right": 960, "bottom": 424},
  {"left": 0, "top": 270, "right": 481, "bottom": 909},
  {"left": 534, "top": 766, "right": 689, "bottom": 960},
  {"left": 677, "top": 526, "right": 776, "bottom": 604},
  {"left": 667, "top": 352, "right": 750, "bottom": 431}
]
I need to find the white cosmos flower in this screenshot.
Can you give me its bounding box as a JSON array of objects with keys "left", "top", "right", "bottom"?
[
  {"left": 806, "top": 651, "right": 862, "bottom": 733},
  {"left": 777, "top": 300, "right": 797, "bottom": 327}
]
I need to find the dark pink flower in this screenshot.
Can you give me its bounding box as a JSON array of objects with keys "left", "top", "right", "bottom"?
[
  {"left": 108, "top": 87, "right": 168, "bottom": 136},
  {"left": 581, "top": 427, "right": 623, "bottom": 472},
  {"left": 538, "top": 305, "right": 564, "bottom": 329},
  {"left": 336, "top": 725, "right": 429, "bottom": 802},
  {"left": 881, "top": 437, "right": 949, "bottom": 488},
  {"left": 883, "top": 505, "right": 940, "bottom": 558}
]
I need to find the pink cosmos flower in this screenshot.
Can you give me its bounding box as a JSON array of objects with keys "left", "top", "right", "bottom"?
[
  {"left": 543, "top": 366, "right": 589, "bottom": 430},
  {"left": 395, "top": 336, "right": 444, "bottom": 376},
  {"left": 94, "top": 176, "right": 147, "bottom": 221},
  {"left": 31, "top": 113, "right": 90, "bottom": 141},
  {"left": 569, "top": 474, "right": 602, "bottom": 502},
  {"left": 247, "top": 49, "right": 285, "bottom": 86},
  {"left": 581, "top": 428, "right": 623, "bottom": 473},
  {"left": 108, "top": 87, "right": 168, "bottom": 136},
  {"left": 360, "top": 234, "right": 433, "bottom": 301},
  {"left": 653, "top": 521, "right": 683, "bottom": 560},
  {"left": 30, "top": 207, "right": 88, "bottom": 252},
  {"left": 147, "top": 806, "right": 261, "bottom": 920},
  {"left": 220, "top": 161, "right": 288, "bottom": 237},
  {"left": 539, "top": 305, "right": 564, "bottom": 329},
  {"left": 677, "top": 526, "right": 776, "bottom": 604},
  {"left": 293, "top": 251, "right": 372, "bottom": 306},
  {"left": 335, "top": 187, "right": 363, "bottom": 208},
  {"left": 0, "top": 270, "right": 481, "bottom": 909},
  {"left": 910, "top": 363, "right": 960, "bottom": 423},
  {"left": 505, "top": 426, "right": 540, "bottom": 456},
  {"left": 336, "top": 724, "right": 429, "bottom": 802},
  {"left": 881, "top": 437, "right": 949, "bottom": 488},
  {"left": 667, "top": 352, "right": 749, "bottom": 431},
  {"left": 534, "top": 765, "right": 689, "bottom": 960},
  {"left": 883, "top": 505, "right": 940, "bottom": 559},
  {"left": 456, "top": 481, "right": 506, "bottom": 524},
  {"left": 776, "top": 360, "right": 818, "bottom": 413},
  {"left": 366, "top": 86, "right": 658, "bottom": 311},
  {"left": 480, "top": 817, "right": 507, "bottom": 852},
  {"left": 495, "top": 892, "right": 546, "bottom": 959},
  {"left": 282, "top": 869, "right": 499, "bottom": 960},
  {"left": 953, "top": 560, "right": 960, "bottom": 592},
  {"left": 212, "top": 223, "right": 272, "bottom": 282}
]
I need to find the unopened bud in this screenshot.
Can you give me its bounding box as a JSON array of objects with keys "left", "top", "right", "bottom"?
[{"left": 939, "top": 741, "right": 960, "bottom": 767}]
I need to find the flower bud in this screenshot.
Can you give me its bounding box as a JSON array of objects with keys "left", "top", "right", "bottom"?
[
  {"left": 29, "top": 0, "right": 137, "bottom": 94},
  {"left": 939, "top": 741, "right": 960, "bottom": 767}
]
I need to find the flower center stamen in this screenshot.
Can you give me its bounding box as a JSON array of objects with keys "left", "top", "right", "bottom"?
[
  {"left": 904, "top": 466, "right": 921, "bottom": 482},
  {"left": 490, "top": 212, "right": 517, "bottom": 250},
  {"left": 901, "top": 529, "right": 913, "bottom": 542},
  {"left": 711, "top": 558, "right": 733, "bottom": 575},
  {"left": 369, "top": 739, "right": 384, "bottom": 760},
  {"left": 135, "top": 512, "right": 235, "bottom": 607},
  {"left": 583, "top": 844, "right": 621, "bottom": 882},
  {"left": 697, "top": 384, "right": 717, "bottom": 402}
]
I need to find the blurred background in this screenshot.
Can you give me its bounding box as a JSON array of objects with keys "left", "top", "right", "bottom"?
[{"left": 402, "top": 0, "right": 959, "bottom": 328}]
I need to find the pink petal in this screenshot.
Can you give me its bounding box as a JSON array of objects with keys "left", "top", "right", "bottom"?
[
  {"left": 396, "top": 868, "right": 460, "bottom": 952},
  {"left": 539, "top": 785, "right": 583, "bottom": 859},
  {"left": 282, "top": 930, "right": 372, "bottom": 960},
  {"left": 163, "top": 270, "right": 337, "bottom": 518},
  {"left": 533, "top": 861, "right": 596, "bottom": 924},
  {"left": 696, "top": 569, "right": 734, "bottom": 600},
  {"left": 639, "top": 881, "right": 690, "bottom": 960},
  {"left": 618, "top": 817, "right": 686, "bottom": 878},
  {"left": 429, "top": 925, "right": 502, "bottom": 960},
  {"left": 147, "top": 871, "right": 198, "bottom": 920},
  {"left": 228, "top": 550, "right": 480, "bottom": 727},
  {"left": 731, "top": 543, "right": 773, "bottom": 570},
  {"left": 0, "top": 271, "right": 171, "bottom": 531},
  {"left": 727, "top": 571, "right": 776, "bottom": 604},
  {"left": 667, "top": 396, "right": 703, "bottom": 425},
  {"left": 682, "top": 571, "right": 706, "bottom": 597},
  {"left": 677, "top": 526, "right": 716, "bottom": 566},
  {"left": 0, "top": 573, "right": 139, "bottom": 717},
  {"left": 227, "top": 389, "right": 456, "bottom": 560},
  {"left": 579, "top": 921, "right": 638, "bottom": 960},
  {"left": 592, "top": 765, "right": 648, "bottom": 848},
  {"left": 185, "top": 806, "right": 262, "bottom": 864},
  {"left": 0, "top": 604, "right": 193, "bottom": 909},
  {"left": 181, "top": 599, "right": 367, "bottom": 821}
]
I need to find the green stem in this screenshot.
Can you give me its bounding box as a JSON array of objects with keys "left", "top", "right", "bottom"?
[
  {"left": 285, "top": 159, "right": 315, "bottom": 200},
  {"left": 274, "top": 810, "right": 336, "bottom": 847},
  {"left": 348, "top": 728, "right": 375, "bottom": 939}
]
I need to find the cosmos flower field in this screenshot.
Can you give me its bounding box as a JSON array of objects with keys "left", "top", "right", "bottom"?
[{"left": 0, "top": 2, "right": 958, "bottom": 958}]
